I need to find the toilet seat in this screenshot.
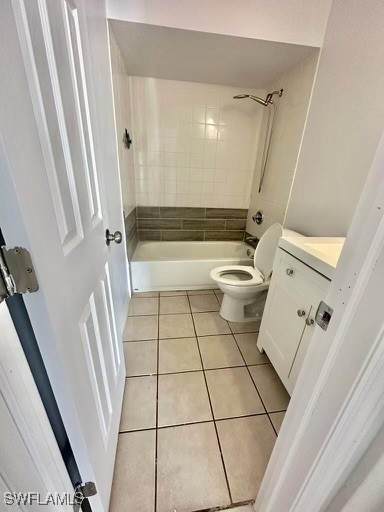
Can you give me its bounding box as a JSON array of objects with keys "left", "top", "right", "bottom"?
[
  {"left": 210, "top": 265, "right": 264, "bottom": 287},
  {"left": 209, "top": 224, "right": 303, "bottom": 323}
]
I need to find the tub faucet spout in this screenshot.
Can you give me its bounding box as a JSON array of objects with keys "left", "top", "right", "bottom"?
[{"left": 245, "top": 236, "right": 258, "bottom": 243}]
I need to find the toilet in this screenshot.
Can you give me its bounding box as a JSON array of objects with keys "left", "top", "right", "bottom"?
[{"left": 210, "top": 224, "right": 300, "bottom": 322}]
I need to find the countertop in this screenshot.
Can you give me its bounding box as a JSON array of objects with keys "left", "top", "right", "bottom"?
[{"left": 279, "top": 236, "right": 345, "bottom": 279}]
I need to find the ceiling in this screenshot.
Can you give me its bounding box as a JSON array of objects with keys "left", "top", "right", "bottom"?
[{"left": 109, "top": 20, "right": 317, "bottom": 88}]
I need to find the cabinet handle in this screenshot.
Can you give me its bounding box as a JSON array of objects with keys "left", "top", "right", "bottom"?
[
  {"left": 297, "top": 309, "right": 306, "bottom": 317},
  {"left": 306, "top": 318, "right": 315, "bottom": 326},
  {"left": 286, "top": 268, "right": 294, "bottom": 276}
]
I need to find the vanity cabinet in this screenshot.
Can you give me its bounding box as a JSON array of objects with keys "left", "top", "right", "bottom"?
[{"left": 257, "top": 247, "right": 330, "bottom": 394}]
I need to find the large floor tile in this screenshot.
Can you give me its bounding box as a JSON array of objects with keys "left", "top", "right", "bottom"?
[
  {"left": 249, "top": 364, "right": 290, "bottom": 412},
  {"left": 128, "top": 297, "right": 158, "bottom": 316},
  {"left": 160, "top": 295, "right": 190, "bottom": 314},
  {"left": 234, "top": 333, "right": 269, "bottom": 365},
  {"left": 159, "top": 313, "right": 195, "bottom": 339},
  {"left": 120, "top": 376, "right": 157, "bottom": 431},
  {"left": 133, "top": 291, "right": 159, "bottom": 298},
  {"left": 216, "top": 416, "right": 276, "bottom": 502},
  {"left": 198, "top": 335, "right": 244, "bottom": 369},
  {"left": 123, "top": 315, "right": 158, "bottom": 341},
  {"left": 269, "top": 411, "right": 286, "bottom": 434},
  {"left": 206, "top": 367, "right": 264, "bottom": 419},
  {"left": 189, "top": 294, "right": 220, "bottom": 313},
  {"left": 123, "top": 341, "right": 157, "bottom": 377},
  {"left": 193, "top": 312, "right": 231, "bottom": 336},
  {"left": 158, "top": 372, "right": 212, "bottom": 426},
  {"left": 214, "top": 290, "right": 224, "bottom": 305},
  {"left": 159, "top": 337, "right": 202, "bottom": 374},
  {"left": 160, "top": 290, "right": 187, "bottom": 296},
  {"left": 109, "top": 430, "right": 156, "bottom": 512},
  {"left": 187, "top": 289, "right": 215, "bottom": 295},
  {"left": 157, "top": 423, "right": 230, "bottom": 512},
  {"left": 229, "top": 320, "right": 261, "bottom": 334}
]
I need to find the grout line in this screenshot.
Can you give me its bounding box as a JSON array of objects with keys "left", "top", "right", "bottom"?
[
  {"left": 228, "top": 323, "right": 279, "bottom": 437},
  {"left": 190, "top": 499, "right": 255, "bottom": 512},
  {"left": 131, "top": 292, "right": 222, "bottom": 299},
  {"left": 123, "top": 339, "right": 158, "bottom": 343},
  {"left": 125, "top": 361, "right": 271, "bottom": 378},
  {"left": 154, "top": 303, "right": 160, "bottom": 512},
  {"left": 118, "top": 410, "right": 278, "bottom": 435},
  {"left": 213, "top": 292, "right": 222, "bottom": 307},
  {"left": 122, "top": 329, "right": 260, "bottom": 343},
  {"left": 187, "top": 294, "right": 234, "bottom": 505},
  {"left": 119, "top": 427, "right": 156, "bottom": 435},
  {"left": 129, "top": 311, "right": 203, "bottom": 317}
]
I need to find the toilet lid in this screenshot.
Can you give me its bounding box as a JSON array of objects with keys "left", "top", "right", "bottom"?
[{"left": 254, "top": 223, "right": 283, "bottom": 279}]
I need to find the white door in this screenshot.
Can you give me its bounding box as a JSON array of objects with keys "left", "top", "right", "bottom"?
[{"left": 0, "top": 1, "right": 128, "bottom": 510}]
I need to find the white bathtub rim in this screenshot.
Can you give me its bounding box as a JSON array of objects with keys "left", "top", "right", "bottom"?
[{"left": 132, "top": 240, "right": 251, "bottom": 262}]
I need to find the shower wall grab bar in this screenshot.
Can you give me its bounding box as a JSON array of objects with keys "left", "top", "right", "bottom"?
[{"left": 258, "top": 102, "right": 277, "bottom": 193}]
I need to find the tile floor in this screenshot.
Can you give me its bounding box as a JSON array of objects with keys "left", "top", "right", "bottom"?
[{"left": 110, "top": 289, "right": 290, "bottom": 512}]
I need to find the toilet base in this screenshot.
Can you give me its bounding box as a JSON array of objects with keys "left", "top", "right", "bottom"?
[{"left": 219, "top": 290, "right": 267, "bottom": 323}]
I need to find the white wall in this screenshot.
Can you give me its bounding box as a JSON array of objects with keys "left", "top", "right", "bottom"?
[
  {"left": 130, "top": 77, "right": 264, "bottom": 208},
  {"left": 246, "top": 51, "right": 319, "bottom": 237},
  {"left": 285, "top": 0, "right": 384, "bottom": 236},
  {"left": 107, "top": 0, "right": 332, "bottom": 47},
  {"left": 109, "top": 29, "right": 136, "bottom": 215}
]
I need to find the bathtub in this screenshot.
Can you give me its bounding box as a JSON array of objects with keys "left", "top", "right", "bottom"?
[{"left": 131, "top": 241, "right": 253, "bottom": 291}]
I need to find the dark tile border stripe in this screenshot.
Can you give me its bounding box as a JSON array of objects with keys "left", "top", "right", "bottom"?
[
  {"left": 136, "top": 206, "right": 248, "bottom": 242},
  {"left": 124, "top": 207, "right": 138, "bottom": 261}
]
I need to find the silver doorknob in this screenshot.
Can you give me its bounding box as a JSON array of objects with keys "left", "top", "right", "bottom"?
[
  {"left": 286, "top": 269, "right": 294, "bottom": 276},
  {"left": 306, "top": 318, "right": 315, "bottom": 326},
  {"left": 297, "top": 309, "right": 306, "bottom": 317},
  {"left": 106, "top": 229, "right": 122, "bottom": 246}
]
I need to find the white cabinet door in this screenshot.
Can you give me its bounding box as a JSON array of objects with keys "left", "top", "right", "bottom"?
[
  {"left": 258, "top": 249, "right": 329, "bottom": 393},
  {"left": 0, "top": 2, "right": 127, "bottom": 510},
  {"left": 288, "top": 312, "right": 317, "bottom": 388}
]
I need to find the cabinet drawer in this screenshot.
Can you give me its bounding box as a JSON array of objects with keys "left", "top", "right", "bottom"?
[{"left": 274, "top": 248, "right": 330, "bottom": 306}]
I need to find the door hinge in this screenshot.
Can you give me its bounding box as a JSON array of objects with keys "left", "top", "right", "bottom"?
[
  {"left": 73, "top": 482, "right": 97, "bottom": 512},
  {"left": 0, "top": 246, "right": 39, "bottom": 304}
]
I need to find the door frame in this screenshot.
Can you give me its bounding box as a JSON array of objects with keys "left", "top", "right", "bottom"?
[
  {"left": 255, "top": 130, "right": 384, "bottom": 511},
  {"left": 0, "top": 300, "right": 73, "bottom": 511}
]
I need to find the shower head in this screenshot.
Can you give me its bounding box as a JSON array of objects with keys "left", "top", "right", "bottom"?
[
  {"left": 233, "top": 89, "right": 283, "bottom": 106},
  {"left": 233, "top": 93, "right": 268, "bottom": 106}
]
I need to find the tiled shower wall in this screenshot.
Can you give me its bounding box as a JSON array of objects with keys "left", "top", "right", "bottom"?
[
  {"left": 130, "top": 77, "right": 265, "bottom": 209},
  {"left": 110, "top": 30, "right": 136, "bottom": 216},
  {"left": 246, "top": 50, "right": 319, "bottom": 238}
]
